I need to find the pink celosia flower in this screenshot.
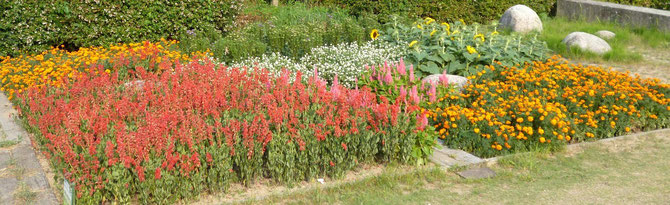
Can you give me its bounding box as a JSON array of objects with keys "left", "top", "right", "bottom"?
[
  {"left": 397, "top": 59, "right": 406, "bottom": 75},
  {"left": 439, "top": 70, "right": 450, "bottom": 86},
  {"left": 410, "top": 86, "right": 420, "bottom": 104},
  {"left": 428, "top": 83, "right": 437, "bottom": 102},
  {"left": 384, "top": 72, "right": 393, "bottom": 84}
]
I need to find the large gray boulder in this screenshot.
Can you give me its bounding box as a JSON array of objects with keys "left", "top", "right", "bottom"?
[
  {"left": 595, "top": 30, "right": 616, "bottom": 40},
  {"left": 422, "top": 74, "right": 469, "bottom": 91},
  {"left": 562, "top": 32, "right": 612, "bottom": 55},
  {"left": 498, "top": 5, "right": 543, "bottom": 33}
]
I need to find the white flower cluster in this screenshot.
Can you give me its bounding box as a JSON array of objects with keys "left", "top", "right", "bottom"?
[
  {"left": 230, "top": 41, "right": 405, "bottom": 88},
  {"left": 230, "top": 52, "right": 307, "bottom": 79}
]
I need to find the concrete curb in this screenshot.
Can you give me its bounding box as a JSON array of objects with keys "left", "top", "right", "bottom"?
[
  {"left": 483, "top": 128, "right": 670, "bottom": 165},
  {"left": 557, "top": 0, "right": 670, "bottom": 31}
]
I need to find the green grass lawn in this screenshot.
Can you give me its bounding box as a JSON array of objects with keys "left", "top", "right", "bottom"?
[
  {"left": 233, "top": 130, "right": 670, "bottom": 204},
  {"left": 539, "top": 17, "right": 670, "bottom": 63}
]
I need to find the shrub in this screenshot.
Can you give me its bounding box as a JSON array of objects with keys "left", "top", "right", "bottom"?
[
  {"left": 426, "top": 56, "right": 670, "bottom": 157},
  {"left": 378, "top": 17, "right": 550, "bottom": 77},
  {"left": 0, "top": 40, "right": 208, "bottom": 99},
  {"left": 0, "top": 0, "right": 243, "bottom": 57},
  {"left": 14, "top": 56, "right": 430, "bottom": 203},
  {"left": 291, "top": 0, "right": 556, "bottom": 24},
  {"left": 182, "top": 3, "right": 376, "bottom": 63},
  {"left": 232, "top": 41, "right": 405, "bottom": 88}
]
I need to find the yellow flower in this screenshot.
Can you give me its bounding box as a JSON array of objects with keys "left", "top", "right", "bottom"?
[
  {"left": 409, "top": 40, "right": 419, "bottom": 47},
  {"left": 417, "top": 24, "right": 423, "bottom": 29},
  {"left": 466, "top": 46, "right": 477, "bottom": 54},
  {"left": 459, "top": 19, "right": 466, "bottom": 25},
  {"left": 539, "top": 137, "right": 546, "bottom": 143},
  {"left": 474, "top": 128, "right": 480, "bottom": 133},
  {"left": 441, "top": 22, "right": 450, "bottom": 31},
  {"left": 430, "top": 29, "right": 437, "bottom": 36},
  {"left": 474, "top": 34, "right": 485, "bottom": 42},
  {"left": 424, "top": 17, "right": 435, "bottom": 24},
  {"left": 370, "top": 29, "right": 380, "bottom": 40}
]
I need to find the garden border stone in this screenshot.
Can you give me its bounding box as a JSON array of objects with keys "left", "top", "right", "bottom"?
[
  {"left": 0, "top": 93, "right": 58, "bottom": 204},
  {"left": 431, "top": 128, "right": 670, "bottom": 169},
  {"left": 483, "top": 128, "right": 670, "bottom": 165},
  {"left": 557, "top": 0, "right": 670, "bottom": 31}
]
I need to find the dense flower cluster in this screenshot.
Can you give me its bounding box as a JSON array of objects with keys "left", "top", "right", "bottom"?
[
  {"left": 232, "top": 41, "right": 405, "bottom": 87},
  {"left": 0, "top": 39, "right": 207, "bottom": 99},
  {"left": 427, "top": 56, "right": 670, "bottom": 157},
  {"left": 378, "top": 17, "right": 549, "bottom": 77},
  {"left": 16, "top": 58, "right": 424, "bottom": 203}
]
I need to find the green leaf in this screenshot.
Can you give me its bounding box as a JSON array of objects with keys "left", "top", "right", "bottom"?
[
  {"left": 420, "top": 62, "right": 440, "bottom": 74},
  {"left": 447, "top": 61, "right": 464, "bottom": 74},
  {"left": 439, "top": 52, "right": 455, "bottom": 62},
  {"left": 412, "top": 51, "right": 428, "bottom": 62},
  {"left": 426, "top": 55, "right": 443, "bottom": 64}
]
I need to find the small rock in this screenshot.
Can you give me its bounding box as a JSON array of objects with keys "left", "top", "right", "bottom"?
[
  {"left": 457, "top": 167, "right": 496, "bottom": 179},
  {"left": 498, "top": 5, "right": 543, "bottom": 33},
  {"left": 562, "top": 32, "right": 612, "bottom": 55},
  {"left": 421, "top": 74, "right": 469, "bottom": 91},
  {"left": 595, "top": 30, "right": 616, "bottom": 40}
]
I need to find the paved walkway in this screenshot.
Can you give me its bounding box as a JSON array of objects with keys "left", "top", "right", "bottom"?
[{"left": 0, "top": 93, "right": 57, "bottom": 205}]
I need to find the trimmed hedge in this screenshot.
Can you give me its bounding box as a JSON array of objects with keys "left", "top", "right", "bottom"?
[
  {"left": 0, "top": 0, "right": 243, "bottom": 57},
  {"left": 287, "top": 0, "right": 556, "bottom": 24}
]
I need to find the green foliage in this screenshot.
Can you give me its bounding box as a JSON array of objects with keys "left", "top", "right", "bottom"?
[
  {"left": 379, "top": 17, "right": 550, "bottom": 77},
  {"left": 179, "top": 2, "right": 377, "bottom": 63},
  {"left": 288, "top": 0, "right": 556, "bottom": 24},
  {"left": 0, "top": 0, "right": 243, "bottom": 57},
  {"left": 599, "top": 0, "right": 669, "bottom": 10},
  {"left": 540, "top": 17, "right": 670, "bottom": 62}
]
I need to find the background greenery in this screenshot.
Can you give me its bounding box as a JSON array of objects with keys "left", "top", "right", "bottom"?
[
  {"left": 0, "top": 0, "right": 243, "bottom": 57},
  {"left": 178, "top": 2, "right": 377, "bottom": 63},
  {"left": 278, "top": 0, "right": 556, "bottom": 24},
  {"left": 540, "top": 17, "right": 670, "bottom": 62}
]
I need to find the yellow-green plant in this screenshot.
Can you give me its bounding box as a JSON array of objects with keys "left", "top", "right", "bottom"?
[{"left": 377, "top": 17, "right": 550, "bottom": 77}]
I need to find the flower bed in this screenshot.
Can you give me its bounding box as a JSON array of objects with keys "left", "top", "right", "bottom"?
[
  {"left": 378, "top": 17, "right": 550, "bottom": 77},
  {"left": 232, "top": 41, "right": 406, "bottom": 88},
  {"left": 0, "top": 40, "right": 207, "bottom": 99},
  {"left": 427, "top": 56, "right": 670, "bottom": 157},
  {"left": 14, "top": 57, "right": 428, "bottom": 203}
]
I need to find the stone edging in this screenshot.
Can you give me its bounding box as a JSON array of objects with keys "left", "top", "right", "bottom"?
[
  {"left": 0, "top": 93, "right": 58, "bottom": 204},
  {"left": 482, "top": 128, "right": 670, "bottom": 165},
  {"left": 556, "top": 0, "right": 670, "bottom": 31}
]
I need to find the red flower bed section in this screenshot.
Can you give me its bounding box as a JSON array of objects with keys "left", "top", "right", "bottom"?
[{"left": 17, "top": 60, "right": 423, "bottom": 203}]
